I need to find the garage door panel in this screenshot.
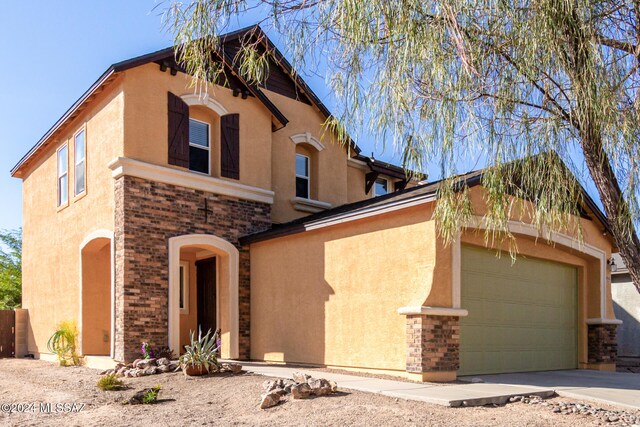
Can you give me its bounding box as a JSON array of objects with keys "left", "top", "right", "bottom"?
[{"left": 460, "top": 245, "right": 577, "bottom": 375}]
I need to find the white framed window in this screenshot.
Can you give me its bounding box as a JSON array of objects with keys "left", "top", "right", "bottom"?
[
  {"left": 74, "top": 128, "right": 86, "bottom": 196},
  {"left": 373, "top": 177, "right": 389, "bottom": 196},
  {"left": 179, "top": 260, "right": 189, "bottom": 314},
  {"left": 295, "top": 154, "right": 310, "bottom": 199},
  {"left": 57, "top": 144, "right": 68, "bottom": 207},
  {"left": 189, "top": 118, "right": 210, "bottom": 175}
]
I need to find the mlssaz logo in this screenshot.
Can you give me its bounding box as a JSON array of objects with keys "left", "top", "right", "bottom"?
[{"left": 40, "top": 403, "right": 86, "bottom": 413}]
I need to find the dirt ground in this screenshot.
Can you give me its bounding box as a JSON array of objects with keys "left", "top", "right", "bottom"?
[{"left": 0, "top": 359, "right": 633, "bottom": 427}]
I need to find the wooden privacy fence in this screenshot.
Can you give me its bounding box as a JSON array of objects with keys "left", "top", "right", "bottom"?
[{"left": 0, "top": 310, "right": 15, "bottom": 358}]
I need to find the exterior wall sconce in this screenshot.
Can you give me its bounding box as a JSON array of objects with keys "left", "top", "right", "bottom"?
[{"left": 607, "top": 258, "right": 617, "bottom": 272}]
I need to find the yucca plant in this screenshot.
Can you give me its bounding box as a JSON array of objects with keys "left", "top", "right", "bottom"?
[
  {"left": 47, "top": 320, "right": 81, "bottom": 366},
  {"left": 179, "top": 328, "right": 221, "bottom": 375}
]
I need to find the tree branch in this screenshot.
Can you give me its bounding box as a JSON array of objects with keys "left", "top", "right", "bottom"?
[{"left": 595, "top": 34, "right": 639, "bottom": 58}]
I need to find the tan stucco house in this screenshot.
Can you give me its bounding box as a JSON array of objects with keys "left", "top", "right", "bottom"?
[{"left": 11, "top": 26, "right": 621, "bottom": 381}]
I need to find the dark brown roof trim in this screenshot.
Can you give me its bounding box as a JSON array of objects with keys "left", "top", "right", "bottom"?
[
  {"left": 114, "top": 45, "right": 290, "bottom": 128},
  {"left": 240, "top": 184, "right": 440, "bottom": 245},
  {"left": 224, "top": 25, "right": 362, "bottom": 154},
  {"left": 11, "top": 69, "right": 119, "bottom": 177},
  {"left": 216, "top": 48, "right": 289, "bottom": 129},
  {"left": 240, "top": 161, "right": 611, "bottom": 245},
  {"left": 352, "top": 153, "right": 426, "bottom": 181},
  {"left": 11, "top": 41, "right": 291, "bottom": 177}
]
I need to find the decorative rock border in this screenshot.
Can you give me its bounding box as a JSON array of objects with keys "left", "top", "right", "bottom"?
[
  {"left": 99, "top": 358, "right": 243, "bottom": 378},
  {"left": 260, "top": 372, "right": 339, "bottom": 409},
  {"left": 510, "top": 395, "right": 640, "bottom": 426}
]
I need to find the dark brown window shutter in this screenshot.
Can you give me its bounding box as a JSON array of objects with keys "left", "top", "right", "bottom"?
[
  {"left": 167, "top": 92, "right": 189, "bottom": 168},
  {"left": 220, "top": 113, "right": 240, "bottom": 179}
]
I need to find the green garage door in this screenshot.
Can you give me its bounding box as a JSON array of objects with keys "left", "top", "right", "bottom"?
[{"left": 459, "top": 245, "right": 577, "bottom": 375}]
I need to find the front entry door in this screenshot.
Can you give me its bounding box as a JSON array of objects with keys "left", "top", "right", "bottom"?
[{"left": 196, "top": 257, "right": 217, "bottom": 336}]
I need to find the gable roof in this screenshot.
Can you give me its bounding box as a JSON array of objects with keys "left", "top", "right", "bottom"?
[{"left": 240, "top": 161, "right": 612, "bottom": 245}]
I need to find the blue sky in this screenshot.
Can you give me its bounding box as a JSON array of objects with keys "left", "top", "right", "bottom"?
[
  {"left": 0, "top": 1, "right": 405, "bottom": 231},
  {"left": 0, "top": 1, "right": 607, "bottom": 232}
]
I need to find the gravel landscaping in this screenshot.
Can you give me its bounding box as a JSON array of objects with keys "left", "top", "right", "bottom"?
[{"left": 0, "top": 359, "right": 637, "bottom": 426}]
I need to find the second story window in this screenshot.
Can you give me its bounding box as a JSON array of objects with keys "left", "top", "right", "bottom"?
[
  {"left": 296, "top": 154, "right": 310, "bottom": 199},
  {"left": 374, "top": 178, "right": 389, "bottom": 196},
  {"left": 74, "top": 129, "right": 86, "bottom": 196},
  {"left": 57, "top": 144, "right": 68, "bottom": 207},
  {"left": 189, "top": 119, "right": 209, "bottom": 174}
]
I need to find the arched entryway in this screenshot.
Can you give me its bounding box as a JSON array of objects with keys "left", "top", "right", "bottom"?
[
  {"left": 168, "top": 234, "right": 239, "bottom": 359},
  {"left": 79, "top": 230, "right": 114, "bottom": 356}
]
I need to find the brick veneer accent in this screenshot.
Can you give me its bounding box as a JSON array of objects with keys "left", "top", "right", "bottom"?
[
  {"left": 406, "top": 315, "right": 460, "bottom": 374},
  {"left": 114, "top": 175, "right": 271, "bottom": 362},
  {"left": 587, "top": 324, "right": 617, "bottom": 364}
]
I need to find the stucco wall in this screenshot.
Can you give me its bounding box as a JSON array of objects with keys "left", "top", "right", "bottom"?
[
  {"left": 119, "top": 64, "right": 380, "bottom": 225},
  {"left": 21, "top": 80, "right": 124, "bottom": 356},
  {"left": 265, "top": 90, "right": 352, "bottom": 223},
  {"left": 250, "top": 185, "right": 615, "bottom": 375},
  {"left": 612, "top": 274, "right": 640, "bottom": 357},
  {"left": 81, "top": 239, "right": 111, "bottom": 355},
  {"left": 122, "top": 64, "right": 273, "bottom": 190},
  {"left": 250, "top": 204, "right": 436, "bottom": 373}
]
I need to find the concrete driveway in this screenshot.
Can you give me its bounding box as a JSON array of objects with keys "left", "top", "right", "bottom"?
[{"left": 460, "top": 370, "right": 640, "bottom": 410}]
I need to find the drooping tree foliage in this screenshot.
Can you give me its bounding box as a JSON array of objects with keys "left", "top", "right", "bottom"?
[
  {"left": 0, "top": 228, "right": 21, "bottom": 309},
  {"left": 163, "top": 0, "right": 640, "bottom": 292}
]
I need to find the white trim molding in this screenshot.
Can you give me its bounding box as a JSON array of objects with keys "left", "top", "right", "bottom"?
[
  {"left": 398, "top": 306, "right": 469, "bottom": 317},
  {"left": 78, "top": 229, "right": 115, "bottom": 358},
  {"left": 291, "top": 197, "right": 332, "bottom": 213},
  {"left": 168, "top": 234, "right": 240, "bottom": 359},
  {"left": 290, "top": 132, "right": 325, "bottom": 151},
  {"left": 181, "top": 93, "right": 229, "bottom": 116},
  {"left": 179, "top": 260, "right": 190, "bottom": 315},
  {"left": 303, "top": 193, "right": 437, "bottom": 232},
  {"left": 586, "top": 318, "right": 623, "bottom": 325},
  {"left": 451, "top": 232, "right": 462, "bottom": 308},
  {"left": 109, "top": 157, "right": 275, "bottom": 205},
  {"left": 456, "top": 215, "right": 610, "bottom": 318},
  {"left": 347, "top": 157, "right": 368, "bottom": 170}
]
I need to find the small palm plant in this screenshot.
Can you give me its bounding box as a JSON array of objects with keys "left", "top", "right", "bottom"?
[
  {"left": 47, "top": 320, "right": 81, "bottom": 366},
  {"left": 179, "top": 328, "right": 221, "bottom": 375}
]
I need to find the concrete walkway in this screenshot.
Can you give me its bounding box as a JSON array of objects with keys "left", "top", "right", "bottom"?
[
  {"left": 240, "top": 362, "right": 555, "bottom": 407},
  {"left": 461, "top": 370, "right": 640, "bottom": 410}
]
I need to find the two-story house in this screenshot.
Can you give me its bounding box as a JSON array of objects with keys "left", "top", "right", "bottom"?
[{"left": 11, "top": 26, "right": 620, "bottom": 381}]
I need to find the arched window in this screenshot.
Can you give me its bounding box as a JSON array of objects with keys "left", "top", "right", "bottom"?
[{"left": 290, "top": 133, "right": 324, "bottom": 200}]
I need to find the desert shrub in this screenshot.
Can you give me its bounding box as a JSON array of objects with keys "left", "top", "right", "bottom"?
[
  {"left": 47, "top": 320, "right": 81, "bottom": 366},
  {"left": 153, "top": 347, "right": 175, "bottom": 360},
  {"left": 142, "top": 385, "right": 161, "bottom": 404},
  {"left": 97, "top": 374, "right": 125, "bottom": 391},
  {"left": 179, "top": 328, "right": 221, "bottom": 372}
]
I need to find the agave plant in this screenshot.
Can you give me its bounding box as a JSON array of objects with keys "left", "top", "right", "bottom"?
[
  {"left": 179, "top": 328, "right": 221, "bottom": 374},
  {"left": 47, "top": 320, "right": 81, "bottom": 366}
]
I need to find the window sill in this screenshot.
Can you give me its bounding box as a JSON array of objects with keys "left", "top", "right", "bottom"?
[
  {"left": 73, "top": 190, "right": 87, "bottom": 203},
  {"left": 291, "top": 197, "right": 332, "bottom": 213},
  {"left": 56, "top": 202, "right": 69, "bottom": 213}
]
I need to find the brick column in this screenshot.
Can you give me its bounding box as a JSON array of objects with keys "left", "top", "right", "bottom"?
[
  {"left": 405, "top": 314, "right": 460, "bottom": 382},
  {"left": 238, "top": 247, "right": 252, "bottom": 360},
  {"left": 113, "top": 175, "right": 271, "bottom": 362},
  {"left": 587, "top": 324, "right": 617, "bottom": 365}
]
